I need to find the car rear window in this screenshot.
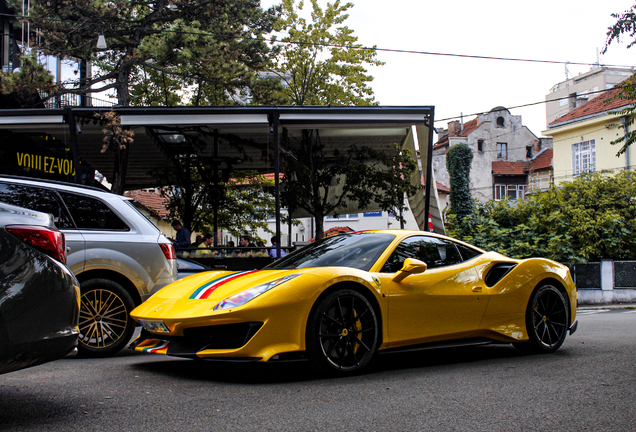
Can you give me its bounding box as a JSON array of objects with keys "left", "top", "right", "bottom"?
[
  {"left": 0, "top": 182, "right": 74, "bottom": 229},
  {"left": 59, "top": 191, "right": 129, "bottom": 231}
]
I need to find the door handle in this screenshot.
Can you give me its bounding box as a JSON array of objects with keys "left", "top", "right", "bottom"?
[{"left": 472, "top": 286, "right": 482, "bottom": 293}]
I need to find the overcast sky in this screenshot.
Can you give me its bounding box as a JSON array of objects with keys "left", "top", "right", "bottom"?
[{"left": 261, "top": 0, "right": 635, "bottom": 139}]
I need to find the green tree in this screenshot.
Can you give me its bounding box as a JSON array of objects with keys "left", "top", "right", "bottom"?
[
  {"left": 603, "top": 5, "right": 636, "bottom": 155},
  {"left": 159, "top": 166, "right": 275, "bottom": 240},
  {"left": 446, "top": 143, "right": 474, "bottom": 220},
  {"left": 282, "top": 130, "right": 418, "bottom": 240},
  {"left": 0, "top": 52, "right": 56, "bottom": 107},
  {"left": 7, "top": 0, "right": 278, "bottom": 107},
  {"left": 270, "top": 1, "right": 411, "bottom": 240},
  {"left": 270, "top": 0, "right": 384, "bottom": 105},
  {"left": 447, "top": 171, "right": 636, "bottom": 266}
]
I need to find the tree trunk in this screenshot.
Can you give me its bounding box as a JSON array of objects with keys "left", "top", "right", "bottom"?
[
  {"left": 314, "top": 216, "right": 324, "bottom": 240},
  {"left": 111, "top": 143, "right": 129, "bottom": 195}
]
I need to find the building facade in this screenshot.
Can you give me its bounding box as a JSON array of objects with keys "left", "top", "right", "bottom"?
[
  {"left": 543, "top": 83, "right": 636, "bottom": 184},
  {"left": 433, "top": 107, "right": 553, "bottom": 202},
  {"left": 545, "top": 66, "right": 634, "bottom": 125}
]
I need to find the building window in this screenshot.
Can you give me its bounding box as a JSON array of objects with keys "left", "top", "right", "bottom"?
[
  {"left": 326, "top": 213, "right": 359, "bottom": 220},
  {"left": 494, "top": 184, "right": 525, "bottom": 201},
  {"left": 496, "top": 143, "right": 507, "bottom": 159},
  {"left": 526, "top": 145, "right": 532, "bottom": 158},
  {"left": 496, "top": 117, "right": 505, "bottom": 127},
  {"left": 559, "top": 98, "right": 568, "bottom": 107},
  {"left": 572, "top": 139, "right": 596, "bottom": 175},
  {"left": 477, "top": 139, "right": 484, "bottom": 152}
]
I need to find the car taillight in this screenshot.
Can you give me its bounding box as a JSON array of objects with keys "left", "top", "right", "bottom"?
[
  {"left": 6, "top": 225, "right": 67, "bottom": 265},
  {"left": 160, "top": 243, "right": 176, "bottom": 260}
]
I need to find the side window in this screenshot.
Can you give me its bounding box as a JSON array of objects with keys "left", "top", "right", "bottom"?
[
  {"left": 382, "top": 236, "right": 464, "bottom": 272},
  {"left": 0, "top": 182, "right": 74, "bottom": 229},
  {"left": 455, "top": 243, "right": 482, "bottom": 261},
  {"left": 59, "top": 192, "right": 129, "bottom": 231}
]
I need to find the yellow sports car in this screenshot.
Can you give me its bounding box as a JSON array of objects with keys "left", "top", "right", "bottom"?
[{"left": 130, "top": 230, "right": 578, "bottom": 374}]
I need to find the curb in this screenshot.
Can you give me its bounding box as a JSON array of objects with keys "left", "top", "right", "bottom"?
[{"left": 577, "top": 303, "right": 636, "bottom": 310}]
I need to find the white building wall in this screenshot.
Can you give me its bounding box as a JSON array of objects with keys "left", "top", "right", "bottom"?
[
  {"left": 255, "top": 206, "right": 420, "bottom": 248},
  {"left": 434, "top": 109, "right": 544, "bottom": 202}
]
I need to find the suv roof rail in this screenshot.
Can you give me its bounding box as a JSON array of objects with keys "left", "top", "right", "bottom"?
[{"left": 0, "top": 174, "right": 112, "bottom": 194}]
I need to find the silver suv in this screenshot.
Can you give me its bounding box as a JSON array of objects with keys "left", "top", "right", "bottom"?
[{"left": 0, "top": 176, "right": 177, "bottom": 357}]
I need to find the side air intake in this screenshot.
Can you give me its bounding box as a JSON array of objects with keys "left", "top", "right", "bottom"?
[{"left": 485, "top": 263, "right": 517, "bottom": 287}]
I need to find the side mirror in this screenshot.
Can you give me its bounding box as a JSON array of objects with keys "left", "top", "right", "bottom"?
[{"left": 391, "top": 258, "right": 427, "bottom": 283}]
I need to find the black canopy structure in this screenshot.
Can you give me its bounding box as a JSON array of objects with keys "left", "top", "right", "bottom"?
[{"left": 0, "top": 105, "right": 442, "bottom": 245}]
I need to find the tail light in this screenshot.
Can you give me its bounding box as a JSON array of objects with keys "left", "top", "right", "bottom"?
[
  {"left": 6, "top": 225, "right": 67, "bottom": 264},
  {"left": 160, "top": 243, "right": 176, "bottom": 260}
]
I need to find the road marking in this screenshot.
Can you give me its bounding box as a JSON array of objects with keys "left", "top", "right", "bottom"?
[{"left": 577, "top": 309, "right": 610, "bottom": 315}]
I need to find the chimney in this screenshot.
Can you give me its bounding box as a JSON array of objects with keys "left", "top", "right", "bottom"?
[{"left": 447, "top": 120, "right": 461, "bottom": 137}]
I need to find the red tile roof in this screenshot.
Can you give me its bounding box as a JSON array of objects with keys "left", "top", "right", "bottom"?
[
  {"left": 310, "top": 226, "right": 354, "bottom": 242},
  {"left": 492, "top": 161, "right": 527, "bottom": 176},
  {"left": 549, "top": 83, "right": 636, "bottom": 126},
  {"left": 125, "top": 190, "right": 170, "bottom": 219},
  {"left": 433, "top": 118, "right": 482, "bottom": 150},
  {"left": 525, "top": 149, "right": 553, "bottom": 172},
  {"left": 457, "top": 118, "right": 480, "bottom": 137},
  {"left": 435, "top": 182, "right": 450, "bottom": 194}
]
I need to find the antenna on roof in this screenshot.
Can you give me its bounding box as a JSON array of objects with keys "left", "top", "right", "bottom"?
[
  {"left": 592, "top": 48, "right": 600, "bottom": 70},
  {"left": 565, "top": 62, "right": 571, "bottom": 80}
]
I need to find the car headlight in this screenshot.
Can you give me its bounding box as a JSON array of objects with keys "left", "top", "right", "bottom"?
[{"left": 213, "top": 274, "right": 300, "bottom": 311}]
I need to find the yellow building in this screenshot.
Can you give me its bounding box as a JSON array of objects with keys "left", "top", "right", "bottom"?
[{"left": 543, "top": 84, "right": 636, "bottom": 185}]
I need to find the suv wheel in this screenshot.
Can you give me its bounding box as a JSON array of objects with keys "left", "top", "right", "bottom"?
[{"left": 78, "top": 278, "right": 135, "bottom": 358}]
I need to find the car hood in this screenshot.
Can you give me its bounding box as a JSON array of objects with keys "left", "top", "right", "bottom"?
[{"left": 146, "top": 268, "right": 318, "bottom": 304}]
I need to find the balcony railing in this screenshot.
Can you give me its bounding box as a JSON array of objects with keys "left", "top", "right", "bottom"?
[{"left": 39, "top": 92, "right": 116, "bottom": 108}]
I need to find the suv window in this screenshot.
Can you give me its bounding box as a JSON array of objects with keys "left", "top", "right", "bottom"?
[
  {"left": 382, "top": 236, "right": 464, "bottom": 272},
  {"left": 59, "top": 191, "right": 129, "bottom": 231},
  {"left": 0, "top": 182, "right": 74, "bottom": 228}
]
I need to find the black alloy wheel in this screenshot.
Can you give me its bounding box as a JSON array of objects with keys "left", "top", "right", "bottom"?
[
  {"left": 514, "top": 284, "right": 569, "bottom": 354},
  {"left": 307, "top": 289, "right": 379, "bottom": 374},
  {"left": 78, "top": 278, "right": 135, "bottom": 358}
]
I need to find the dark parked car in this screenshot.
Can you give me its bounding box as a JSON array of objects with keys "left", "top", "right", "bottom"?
[
  {"left": 0, "top": 175, "right": 177, "bottom": 357},
  {"left": 176, "top": 257, "right": 212, "bottom": 279},
  {"left": 0, "top": 202, "right": 79, "bottom": 375}
]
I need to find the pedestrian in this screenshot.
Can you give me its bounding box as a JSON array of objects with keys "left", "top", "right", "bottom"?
[
  {"left": 192, "top": 233, "right": 204, "bottom": 247},
  {"left": 171, "top": 220, "right": 191, "bottom": 250},
  {"left": 238, "top": 235, "right": 256, "bottom": 257},
  {"left": 195, "top": 233, "right": 218, "bottom": 257},
  {"left": 269, "top": 236, "right": 288, "bottom": 258},
  {"left": 224, "top": 240, "right": 238, "bottom": 257},
  {"left": 252, "top": 241, "right": 269, "bottom": 258}
]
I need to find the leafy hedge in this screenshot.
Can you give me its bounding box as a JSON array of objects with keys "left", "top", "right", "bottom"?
[
  {"left": 447, "top": 171, "right": 636, "bottom": 266},
  {"left": 446, "top": 143, "right": 473, "bottom": 220}
]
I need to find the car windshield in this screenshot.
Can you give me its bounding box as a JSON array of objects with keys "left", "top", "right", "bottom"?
[{"left": 265, "top": 232, "right": 395, "bottom": 272}]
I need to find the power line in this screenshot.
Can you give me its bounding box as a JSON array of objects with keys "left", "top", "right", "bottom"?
[
  {"left": 2, "top": 12, "right": 636, "bottom": 70},
  {"left": 435, "top": 87, "right": 626, "bottom": 124}
]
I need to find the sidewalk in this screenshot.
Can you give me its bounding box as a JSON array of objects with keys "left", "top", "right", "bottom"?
[{"left": 577, "top": 302, "right": 636, "bottom": 310}]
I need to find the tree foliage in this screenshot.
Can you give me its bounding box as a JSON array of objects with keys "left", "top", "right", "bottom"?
[
  {"left": 270, "top": 0, "right": 384, "bottom": 106},
  {"left": 158, "top": 165, "right": 275, "bottom": 240},
  {"left": 0, "top": 52, "right": 57, "bottom": 107},
  {"left": 281, "top": 130, "right": 418, "bottom": 240},
  {"left": 447, "top": 171, "right": 636, "bottom": 266},
  {"left": 603, "top": 5, "right": 636, "bottom": 155},
  {"left": 446, "top": 143, "right": 474, "bottom": 220},
  {"left": 7, "top": 0, "right": 279, "bottom": 106}
]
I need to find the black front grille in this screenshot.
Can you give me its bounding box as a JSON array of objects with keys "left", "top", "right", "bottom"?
[{"left": 164, "top": 322, "right": 263, "bottom": 356}]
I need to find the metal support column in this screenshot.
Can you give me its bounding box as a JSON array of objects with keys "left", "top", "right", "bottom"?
[
  {"left": 423, "top": 109, "right": 435, "bottom": 231},
  {"left": 272, "top": 112, "right": 282, "bottom": 258}
]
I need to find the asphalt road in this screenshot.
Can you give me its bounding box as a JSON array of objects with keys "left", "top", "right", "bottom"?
[{"left": 1, "top": 309, "right": 635, "bottom": 432}]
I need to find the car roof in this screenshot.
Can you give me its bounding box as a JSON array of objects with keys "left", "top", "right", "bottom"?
[{"left": 0, "top": 175, "right": 125, "bottom": 198}]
